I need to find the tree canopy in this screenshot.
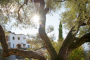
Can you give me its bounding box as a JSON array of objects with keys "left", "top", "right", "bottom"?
[
  {"left": 0, "top": 0, "right": 90, "bottom": 60},
  {"left": 0, "top": 0, "right": 61, "bottom": 29},
  {"left": 61, "top": 0, "right": 90, "bottom": 36}
]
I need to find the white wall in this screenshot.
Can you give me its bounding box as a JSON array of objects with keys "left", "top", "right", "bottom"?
[
  {"left": 7, "top": 33, "right": 30, "bottom": 48},
  {"left": 8, "top": 33, "right": 15, "bottom": 48}
]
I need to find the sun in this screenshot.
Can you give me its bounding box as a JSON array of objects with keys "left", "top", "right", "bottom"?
[{"left": 32, "top": 15, "right": 40, "bottom": 23}]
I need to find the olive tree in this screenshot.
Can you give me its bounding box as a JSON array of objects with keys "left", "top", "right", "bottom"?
[{"left": 0, "top": 0, "right": 90, "bottom": 60}]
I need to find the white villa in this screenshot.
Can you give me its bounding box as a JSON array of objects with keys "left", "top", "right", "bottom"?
[{"left": 5, "top": 31, "right": 30, "bottom": 49}]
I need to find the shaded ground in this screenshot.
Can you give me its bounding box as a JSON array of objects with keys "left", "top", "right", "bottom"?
[{"left": 8, "top": 55, "right": 16, "bottom": 60}]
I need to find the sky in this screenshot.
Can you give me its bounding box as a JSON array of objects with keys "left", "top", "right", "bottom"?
[
  {"left": 10, "top": 7, "right": 67, "bottom": 42},
  {"left": 9, "top": 7, "right": 90, "bottom": 50}
]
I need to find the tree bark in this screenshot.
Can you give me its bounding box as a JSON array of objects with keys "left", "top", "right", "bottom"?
[
  {"left": 39, "top": 27, "right": 59, "bottom": 60},
  {"left": 69, "top": 33, "right": 90, "bottom": 49},
  {"left": 38, "top": 1, "right": 59, "bottom": 60},
  {"left": 58, "top": 26, "right": 90, "bottom": 60},
  {"left": 2, "top": 49, "right": 46, "bottom": 60},
  {"left": 58, "top": 27, "right": 75, "bottom": 60}
]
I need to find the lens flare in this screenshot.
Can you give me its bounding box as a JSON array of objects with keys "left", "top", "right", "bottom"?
[{"left": 32, "top": 15, "right": 39, "bottom": 23}]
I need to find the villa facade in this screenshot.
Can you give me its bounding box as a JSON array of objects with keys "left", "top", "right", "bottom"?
[{"left": 5, "top": 32, "right": 30, "bottom": 48}]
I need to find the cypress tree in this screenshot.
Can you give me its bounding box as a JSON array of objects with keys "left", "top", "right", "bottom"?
[{"left": 58, "top": 21, "right": 63, "bottom": 41}]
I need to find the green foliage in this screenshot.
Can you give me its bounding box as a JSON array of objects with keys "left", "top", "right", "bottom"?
[
  {"left": 85, "top": 50, "right": 90, "bottom": 60},
  {"left": 25, "top": 58, "right": 29, "bottom": 60},
  {"left": 45, "top": 0, "right": 62, "bottom": 12},
  {"left": 58, "top": 21, "right": 63, "bottom": 41},
  {"left": 61, "top": 0, "right": 86, "bottom": 25},
  {"left": 61, "top": 0, "right": 90, "bottom": 37},
  {"left": 45, "top": 39, "right": 63, "bottom": 60},
  {"left": 45, "top": 40, "right": 86, "bottom": 60},
  {"left": 77, "top": 26, "right": 90, "bottom": 37},
  {"left": 52, "top": 40, "right": 63, "bottom": 53},
  {"left": 68, "top": 47, "right": 85, "bottom": 60},
  {"left": 0, "top": 0, "right": 89, "bottom": 60},
  {"left": 27, "top": 33, "right": 44, "bottom": 50},
  {"left": 46, "top": 25, "right": 54, "bottom": 33},
  {"left": 0, "top": 0, "right": 62, "bottom": 30},
  {"left": 0, "top": 0, "right": 37, "bottom": 30}
]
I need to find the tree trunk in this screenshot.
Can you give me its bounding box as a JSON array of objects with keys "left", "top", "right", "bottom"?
[
  {"left": 59, "top": 48, "right": 68, "bottom": 60},
  {"left": 38, "top": 7, "right": 59, "bottom": 60},
  {"left": 38, "top": 0, "right": 59, "bottom": 60}
]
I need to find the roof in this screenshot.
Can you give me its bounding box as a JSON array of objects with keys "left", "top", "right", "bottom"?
[{"left": 6, "top": 31, "right": 26, "bottom": 36}]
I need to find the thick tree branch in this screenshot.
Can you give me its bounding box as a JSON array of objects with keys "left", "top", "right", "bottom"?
[
  {"left": 1, "top": 49, "right": 46, "bottom": 60},
  {"left": 24, "top": 0, "right": 28, "bottom": 5},
  {"left": 81, "top": 23, "right": 87, "bottom": 26},
  {"left": 57, "top": 0, "right": 68, "bottom": 2},
  {"left": 58, "top": 26, "right": 75, "bottom": 60},
  {"left": 57, "top": 1, "right": 66, "bottom": 2},
  {"left": 18, "top": 3, "right": 24, "bottom": 22},
  {"left": 74, "top": 37, "right": 79, "bottom": 40},
  {"left": 69, "top": 33, "right": 90, "bottom": 49},
  {"left": 58, "top": 3, "right": 87, "bottom": 59},
  {"left": 34, "top": 0, "right": 59, "bottom": 60},
  {"left": 87, "top": 17, "right": 90, "bottom": 27},
  {"left": 58, "top": 19, "right": 84, "bottom": 60},
  {"left": 68, "top": 3, "right": 88, "bottom": 49},
  {"left": 39, "top": 27, "right": 58, "bottom": 60},
  {"left": 18, "top": 3, "right": 26, "bottom": 25},
  {"left": 59, "top": 26, "right": 75, "bottom": 48},
  {"left": 0, "top": 25, "right": 8, "bottom": 52}
]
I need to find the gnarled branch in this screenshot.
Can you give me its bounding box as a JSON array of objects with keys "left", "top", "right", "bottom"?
[
  {"left": 18, "top": 3, "right": 27, "bottom": 25},
  {"left": 58, "top": 26, "right": 75, "bottom": 60},
  {"left": 37, "top": 0, "right": 58, "bottom": 60},
  {"left": 18, "top": 3, "right": 24, "bottom": 22},
  {"left": 2, "top": 49, "right": 46, "bottom": 60},
  {"left": 69, "top": 33, "right": 90, "bottom": 49},
  {"left": 57, "top": 0, "right": 68, "bottom": 2}
]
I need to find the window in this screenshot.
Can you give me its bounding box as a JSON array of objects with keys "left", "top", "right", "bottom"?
[
  {"left": 28, "top": 45, "right": 29, "bottom": 48},
  {"left": 18, "top": 37, "right": 20, "bottom": 40},
  {"left": 8, "top": 42, "right": 11, "bottom": 48},
  {"left": 23, "top": 37, "right": 26, "bottom": 40},
  {"left": 8, "top": 36, "right": 10, "bottom": 41},
  {"left": 13, "top": 37, "right": 15, "bottom": 40},
  {"left": 13, "top": 44, "right": 14, "bottom": 48},
  {"left": 23, "top": 44, "right": 26, "bottom": 48}
]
